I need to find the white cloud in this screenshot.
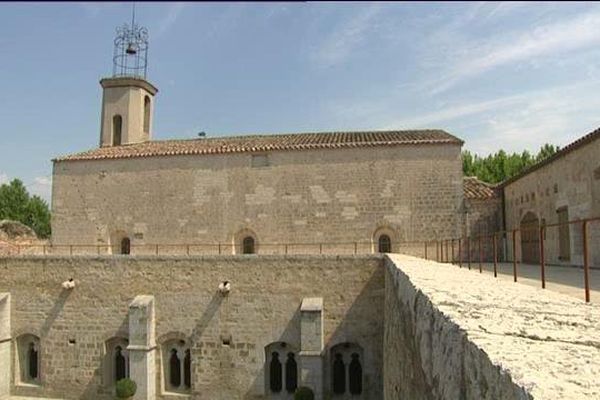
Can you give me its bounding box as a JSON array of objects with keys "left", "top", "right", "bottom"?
[
  {"left": 156, "top": 2, "right": 186, "bottom": 37},
  {"left": 428, "top": 9, "right": 600, "bottom": 94},
  {"left": 311, "top": 5, "right": 383, "bottom": 68}
]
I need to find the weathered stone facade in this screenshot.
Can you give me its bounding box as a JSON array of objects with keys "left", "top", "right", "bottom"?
[
  {"left": 503, "top": 130, "right": 600, "bottom": 267},
  {"left": 51, "top": 143, "right": 464, "bottom": 253},
  {"left": 0, "top": 255, "right": 384, "bottom": 400}
]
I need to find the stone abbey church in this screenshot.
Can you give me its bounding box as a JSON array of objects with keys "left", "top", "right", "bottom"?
[{"left": 1, "top": 18, "right": 600, "bottom": 400}]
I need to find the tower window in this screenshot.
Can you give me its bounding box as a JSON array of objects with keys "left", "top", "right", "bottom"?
[
  {"left": 331, "top": 343, "right": 364, "bottom": 396},
  {"left": 265, "top": 342, "right": 298, "bottom": 395},
  {"left": 269, "top": 352, "right": 282, "bottom": 392},
  {"left": 143, "top": 96, "right": 151, "bottom": 134},
  {"left": 285, "top": 353, "right": 298, "bottom": 393},
  {"left": 113, "top": 115, "right": 122, "bottom": 146}
]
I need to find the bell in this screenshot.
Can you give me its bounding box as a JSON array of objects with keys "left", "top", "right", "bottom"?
[{"left": 126, "top": 43, "right": 137, "bottom": 55}]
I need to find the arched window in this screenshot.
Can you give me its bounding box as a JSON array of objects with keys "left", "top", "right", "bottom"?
[
  {"left": 112, "top": 115, "right": 122, "bottom": 146},
  {"left": 265, "top": 342, "right": 298, "bottom": 396},
  {"left": 330, "top": 343, "right": 364, "bottom": 397},
  {"left": 269, "top": 352, "right": 282, "bottom": 392},
  {"left": 243, "top": 236, "right": 255, "bottom": 254},
  {"left": 332, "top": 353, "right": 345, "bottom": 394},
  {"left": 121, "top": 237, "right": 131, "bottom": 255},
  {"left": 143, "top": 96, "right": 151, "bottom": 134},
  {"left": 285, "top": 353, "right": 297, "bottom": 393},
  {"left": 104, "top": 337, "right": 129, "bottom": 387},
  {"left": 17, "top": 334, "right": 41, "bottom": 384},
  {"left": 162, "top": 339, "right": 191, "bottom": 394},
  {"left": 378, "top": 234, "right": 391, "bottom": 253},
  {"left": 348, "top": 353, "right": 363, "bottom": 395}
]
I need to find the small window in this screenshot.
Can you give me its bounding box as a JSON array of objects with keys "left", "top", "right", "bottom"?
[
  {"left": 269, "top": 352, "right": 282, "bottom": 392},
  {"left": 121, "top": 238, "right": 130, "bottom": 255},
  {"left": 332, "top": 353, "right": 346, "bottom": 394},
  {"left": 348, "top": 353, "right": 363, "bottom": 395},
  {"left": 330, "top": 343, "right": 363, "bottom": 396},
  {"left": 104, "top": 337, "right": 129, "bottom": 387},
  {"left": 265, "top": 342, "right": 298, "bottom": 395},
  {"left": 251, "top": 154, "right": 269, "bottom": 168},
  {"left": 113, "top": 115, "right": 122, "bottom": 146},
  {"left": 143, "top": 96, "right": 151, "bottom": 134},
  {"left": 162, "top": 339, "right": 191, "bottom": 393},
  {"left": 243, "top": 237, "right": 255, "bottom": 254},
  {"left": 285, "top": 353, "right": 297, "bottom": 393},
  {"left": 17, "top": 334, "right": 41, "bottom": 385},
  {"left": 378, "top": 235, "right": 391, "bottom": 253}
]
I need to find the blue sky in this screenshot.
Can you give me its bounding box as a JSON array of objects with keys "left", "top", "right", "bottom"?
[{"left": 2, "top": 2, "right": 600, "bottom": 203}]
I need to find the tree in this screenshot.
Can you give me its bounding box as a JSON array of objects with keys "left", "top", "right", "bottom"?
[
  {"left": 0, "top": 179, "right": 51, "bottom": 238},
  {"left": 463, "top": 144, "right": 559, "bottom": 184}
]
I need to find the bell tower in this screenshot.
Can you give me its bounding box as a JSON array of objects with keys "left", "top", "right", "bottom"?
[{"left": 100, "top": 8, "right": 158, "bottom": 147}]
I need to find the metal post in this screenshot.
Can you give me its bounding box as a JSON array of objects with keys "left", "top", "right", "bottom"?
[
  {"left": 354, "top": 242, "right": 357, "bottom": 255},
  {"left": 451, "top": 239, "right": 455, "bottom": 264},
  {"left": 218, "top": 243, "right": 222, "bottom": 255},
  {"left": 70, "top": 245, "right": 73, "bottom": 256},
  {"left": 467, "top": 237, "right": 471, "bottom": 270},
  {"left": 458, "top": 238, "right": 462, "bottom": 268},
  {"left": 186, "top": 245, "right": 190, "bottom": 256},
  {"left": 493, "top": 234, "right": 497, "bottom": 278},
  {"left": 512, "top": 230, "right": 517, "bottom": 282},
  {"left": 319, "top": 243, "right": 323, "bottom": 254},
  {"left": 285, "top": 244, "right": 288, "bottom": 255},
  {"left": 583, "top": 220, "right": 590, "bottom": 303},
  {"left": 445, "top": 240, "right": 449, "bottom": 263},
  {"left": 539, "top": 226, "right": 546, "bottom": 289},
  {"left": 424, "top": 241, "right": 428, "bottom": 260},
  {"left": 478, "top": 236, "right": 482, "bottom": 273},
  {"left": 155, "top": 244, "right": 159, "bottom": 256},
  {"left": 435, "top": 240, "right": 439, "bottom": 262}
]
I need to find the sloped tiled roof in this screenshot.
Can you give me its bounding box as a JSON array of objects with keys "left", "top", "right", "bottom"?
[
  {"left": 463, "top": 176, "right": 499, "bottom": 200},
  {"left": 501, "top": 127, "right": 600, "bottom": 187},
  {"left": 53, "top": 129, "right": 463, "bottom": 162}
]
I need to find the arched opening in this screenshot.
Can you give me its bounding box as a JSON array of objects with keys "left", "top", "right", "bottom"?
[
  {"left": 17, "top": 334, "right": 41, "bottom": 384},
  {"left": 143, "top": 96, "right": 151, "bottom": 134},
  {"left": 285, "top": 353, "right": 297, "bottom": 393},
  {"left": 520, "top": 211, "right": 540, "bottom": 264},
  {"left": 243, "top": 236, "right": 255, "bottom": 254},
  {"left": 161, "top": 338, "right": 191, "bottom": 394},
  {"left": 269, "top": 352, "right": 282, "bottom": 393},
  {"left": 103, "top": 337, "right": 129, "bottom": 387},
  {"left": 112, "top": 115, "right": 122, "bottom": 146},
  {"left": 114, "top": 345, "right": 127, "bottom": 382},
  {"left": 330, "top": 342, "right": 364, "bottom": 397},
  {"left": 348, "top": 353, "right": 363, "bottom": 395},
  {"left": 378, "top": 234, "right": 391, "bottom": 253},
  {"left": 120, "top": 237, "right": 131, "bottom": 255}
]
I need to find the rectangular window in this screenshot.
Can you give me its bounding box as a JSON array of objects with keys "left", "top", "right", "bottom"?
[
  {"left": 251, "top": 154, "right": 269, "bottom": 168},
  {"left": 557, "top": 207, "right": 570, "bottom": 261}
]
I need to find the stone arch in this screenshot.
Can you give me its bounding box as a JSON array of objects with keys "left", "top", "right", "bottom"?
[
  {"left": 264, "top": 341, "right": 299, "bottom": 398},
  {"left": 15, "top": 333, "right": 41, "bottom": 385},
  {"left": 234, "top": 228, "right": 259, "bottom": 255},
  {"left": 159, "top": 333, "right": 191, "bottom": 394},
  {"left": 372, "top": 225, "right": 397, "bottom": 254},
  {"left": 110, "top": 230, "right": 130, "bottom": 255},
  {"left": 520, "top": 211, "right": 540, "bottom": 264},
  {"left": 329, "top": 342, "right": 364, "bottom": 398}
]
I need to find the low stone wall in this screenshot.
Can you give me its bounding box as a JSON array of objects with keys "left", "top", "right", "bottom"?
[{"left": 384, "top": 254, "right": 600, "bottom": 400}]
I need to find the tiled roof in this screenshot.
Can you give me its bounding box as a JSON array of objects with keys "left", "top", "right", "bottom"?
[
  {"left": 463, "top": 176, "right": 499, "bottom": 200},
  {"left": 53, "top": 130, "right": 463, "bottom": 162},
  {"left": 501, "top": 127, "right": 600, "bottom": 187}
]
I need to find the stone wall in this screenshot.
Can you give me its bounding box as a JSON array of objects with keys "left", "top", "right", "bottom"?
[
  {"left": 0, "top": 255, "right": 384, "bottom": 400},
  {"left": 51, "top": 144, "right": 463, "bottom": 253},
  {"left": 503, "top": 137, "right": 600, "bottom": 266},
  {"left": 383, "top": 254, "right": 600, "bottom": 400}
]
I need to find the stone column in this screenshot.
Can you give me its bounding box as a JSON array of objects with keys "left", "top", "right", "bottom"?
[
  {"left": 299, "top": 297, "right": 324, "bottom": 400},
  {"left": 0, "top": 293, "right": 10, "bottom": 400},
  {"left": 128, "top": 295, "right": 156, "bottom": 400}
]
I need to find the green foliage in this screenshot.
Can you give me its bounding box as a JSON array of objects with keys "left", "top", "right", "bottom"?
[
  {"left": 462, "top": 144, "right": 559, "bottom": 184},
  {"left": 0, "top": 179, "right": 51, "bottom": 238},
  {"left": 115, "top": 378, "right": 137, "bottom": 398},
  {"left": 294, "top": 386, "right": 315, "bottom": 400}
]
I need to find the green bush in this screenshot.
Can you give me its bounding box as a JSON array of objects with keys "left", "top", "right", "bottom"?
[
  {"left": 294, "top": 386, "right": 315, "bottom": 400},
  {"left": 115, "top": 378, "right": 137, "bottom": 398}
]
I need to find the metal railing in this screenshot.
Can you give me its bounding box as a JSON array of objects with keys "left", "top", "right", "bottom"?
[{"left": 3, "top": 216, "right": 597, "bottom": 302}]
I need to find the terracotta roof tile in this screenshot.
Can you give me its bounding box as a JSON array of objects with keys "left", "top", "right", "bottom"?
[
  {"left": 53, "top": 129, "right": 463, "bottom": 162},
  {"left": 463, "top": 176, "right": 499, "bottom": 200}
]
